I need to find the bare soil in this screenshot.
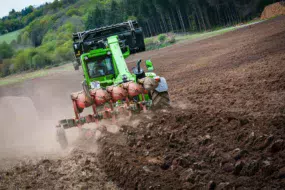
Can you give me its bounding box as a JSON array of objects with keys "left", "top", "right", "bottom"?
[
  {"left": 0, "top": 16, "right": 285, "bottom": 189},
  {"left": 0, "top": 149, "right": 117, "bottom": 189}
]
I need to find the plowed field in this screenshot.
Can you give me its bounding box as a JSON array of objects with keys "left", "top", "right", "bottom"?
[{"left": 0, "top": 16, "right": 285, "bottom": 189}]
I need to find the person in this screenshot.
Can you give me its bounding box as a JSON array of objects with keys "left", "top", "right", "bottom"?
[
  {"left": 88, "top": 57, "right": 114, "bottom": 78},
  {"left": 104, "top": 57, "right": 115, "bottom": 74},
  {"left": 94, "top": 60, "right": 106, "bottom": 76}
]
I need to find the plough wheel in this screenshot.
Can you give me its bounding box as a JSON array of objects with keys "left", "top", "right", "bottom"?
[{"left": 151, "top": 90, "right": 171, "bottom": 109}]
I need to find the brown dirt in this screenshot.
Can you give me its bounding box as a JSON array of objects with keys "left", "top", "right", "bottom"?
[
  {"left": 261, "top": 2, "right": 285, "bottom": 20},
  {"left": 1, "top": 16, "right": 285, "bottom": 189},
  {"left": 99, "top": 108, "right": 285, "bottom": 189},
  {"left": 0, "top": 149, "right": 118, "bottom": 189}
]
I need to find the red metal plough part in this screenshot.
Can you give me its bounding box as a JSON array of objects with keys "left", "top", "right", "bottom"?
[{"left": 57, "top": 81, "right": 149, "bottom": 130}]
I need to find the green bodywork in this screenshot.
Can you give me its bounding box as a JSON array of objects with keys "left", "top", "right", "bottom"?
[{"left": 80, "top": 35, "right": 156, "bottom": 101}]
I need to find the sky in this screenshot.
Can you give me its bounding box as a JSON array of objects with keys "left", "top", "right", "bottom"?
[{"left": 0, "top": 0, "right": 54, "bottom": 18}]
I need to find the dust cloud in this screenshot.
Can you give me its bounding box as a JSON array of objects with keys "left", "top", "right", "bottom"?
[
  {"left": 0, "top": 96, "right": 76, "bottom": 169},
  {"left": 0, "top": 95, "right": 125, "bottom": 169}
]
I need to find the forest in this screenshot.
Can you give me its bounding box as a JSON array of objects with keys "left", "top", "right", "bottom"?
[
  {"left": 0, "top": 0, "right": 282, "bottom": 77},
  {"left": 86, "top": 0, "right": 281, "bottom": 36}
]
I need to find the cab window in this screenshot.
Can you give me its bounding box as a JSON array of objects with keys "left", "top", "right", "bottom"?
[{"left": 87, "top": 57, "right": 114, "bottom": 78}]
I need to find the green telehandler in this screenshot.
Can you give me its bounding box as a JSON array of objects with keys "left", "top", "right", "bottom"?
[{"left": 56, "top": 22, "right": 170, "bottom": 149}]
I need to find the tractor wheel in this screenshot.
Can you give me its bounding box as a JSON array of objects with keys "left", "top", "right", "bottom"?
[
  {"left": 73, "top": 59, "right": 80, "bottom": 70},
  {"left": 151, "top": 90, "right": 171, "bottom": 109},
  {"left": 141, "top": 46, "right": 146, "bottom": 52},
  {"left": 56, "top": 126, "right": 68, "bottom": 149}
]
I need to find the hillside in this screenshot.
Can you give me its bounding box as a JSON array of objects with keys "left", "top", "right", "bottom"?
[
  {"left": 0, "top": 0, "right": 90, "bottom": 77},
  {"left": 0, "top": 30, "right": 22, "bottom": 44},
  {"left": 0, "top": 0, "right": 282, "bottom": 78}
]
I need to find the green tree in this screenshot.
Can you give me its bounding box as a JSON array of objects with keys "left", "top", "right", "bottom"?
[
  {"left": 86, "top": 7, "right": 106, "bottom": 29},
  {"left": 0, "top": 42, "right": 14, "bottom": 60},
  {"left": 66, "top": 8, "right": 80, "bottom": 17},
  {"left": 0, "top": 59, "right": 12, "bottom": 77}
]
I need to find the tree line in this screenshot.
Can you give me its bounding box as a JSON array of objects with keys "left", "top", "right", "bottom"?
[
  {"left": 0, "top": 0, "right": 282, "bottom": 77},
  {"left": 86, "top": 0, "right": 281, "bottom": 37}
]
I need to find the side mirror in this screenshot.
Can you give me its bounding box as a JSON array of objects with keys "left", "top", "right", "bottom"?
[{"left": 145, "top": 60, "right": 154, "bottom": 71}]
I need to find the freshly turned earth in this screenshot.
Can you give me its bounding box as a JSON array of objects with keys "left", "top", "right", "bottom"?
[{"left": 0, "top": 16, "right": 285, "bottom": 189}]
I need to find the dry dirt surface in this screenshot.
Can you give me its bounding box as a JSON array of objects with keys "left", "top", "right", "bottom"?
[{"left": 0, "top": 16, "right": 285, "bottom": 189}]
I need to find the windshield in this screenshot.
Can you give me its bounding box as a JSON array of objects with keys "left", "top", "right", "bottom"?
[{"left": 87, "top": 57, "right": 114, "bottom": 78}]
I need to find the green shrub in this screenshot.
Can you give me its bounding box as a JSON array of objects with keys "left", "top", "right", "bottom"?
[
  {"left": 44, "top": 65, "right": 52, "bottom": 69},
  {"left": 66, "top": 9, "right": 80, "bottom": 17},
  {"left": 58, "top": 22, "right": 75, "bottom": 33},
  {"left": 167, "top": 34, "right": 176, "bottom": 44},
  {"left": 42, "top": 32, "right": 57, "bottom": 44},
  {"left": 0, "top": 59, "right": 12, "bottom": 77},
  {"left": 145, "top": 34, "right": 176, "bottom": 51},
  {"left": 158, "top": 34, "right": 167, "bottom": 43},
  {"left": 14, "top": 52, "right": 29, "bottom": 72},
  {"left": 127, "top": 16, "right": 137, "bottom": 21},
  {"left": 13, "top": 48, "right": 52, "bottom": 72},
  {"left": 31, "top": 54, "right": 44, "bottom": 69},
  {"left": 20, "top": 31, "right": 32, "bottom": 45},
  {"left": 144, "top": 37, "right": 155, "bottom": 46},
  {"left": 10, "top": 39, "right": 17, "bottom": 47},
  {"left": 33, "top": 51, "right": 52, "bottom": 69},
  {"left": 40, "top": 41, "right": 57, "bottom": 52},
  {"left": 0, "top": 42, "right": 14, "bottom": 59},
  {"left": 55, "top": 46, "right": 73, "bottom": 62}
]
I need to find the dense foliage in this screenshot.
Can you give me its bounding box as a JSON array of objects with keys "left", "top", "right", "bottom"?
[
  {"left": 0, "top": 0, "right": 282, "bottom": 77},
  {"left": 86, "top": 0, "right": 281, "bottom": 36},
  {"left": 0, "top": 0, "right": 86, "bottom": 77},
  {"left": 0, "top": 0, "right": 78, "bottom": 35}
]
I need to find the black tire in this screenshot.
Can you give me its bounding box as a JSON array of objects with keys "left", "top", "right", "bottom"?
[
  {"left": 56, "top": 126, "right": 68, "bottom": 149},
  {"left": 73, "top": 59, "right": 80, "bottom": 70},
  {"left": 151, "top": 90, "right": 171, "bottom": 109},
  {"left": 140, "top": 45, "right": 146, "bottom": 52}
]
